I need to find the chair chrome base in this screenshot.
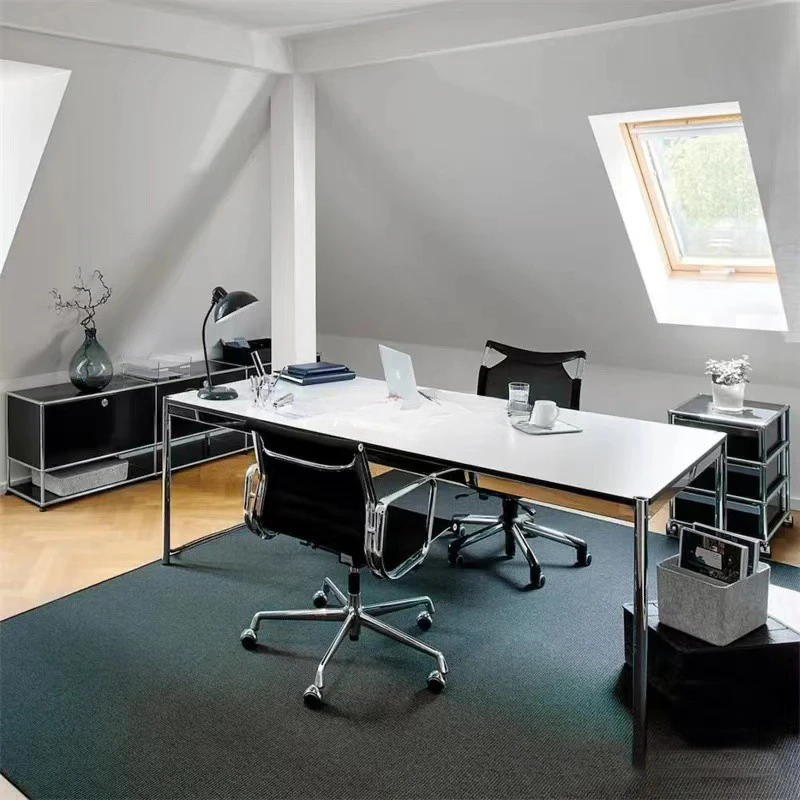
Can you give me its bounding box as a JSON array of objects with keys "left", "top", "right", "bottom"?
[
  {"left": 240, "top": 568, "right": 449, "bottom": 707},
  {"left": 449, "top": 497, "right": 591, "bottom": 589}
]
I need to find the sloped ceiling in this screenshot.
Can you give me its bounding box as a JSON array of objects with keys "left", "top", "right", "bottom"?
[
  {"left": 0, "top": 28, "right": 272, "bottom": 382},
  {"left": 315, "top": 2, "right": 799, "bottom": 386}
]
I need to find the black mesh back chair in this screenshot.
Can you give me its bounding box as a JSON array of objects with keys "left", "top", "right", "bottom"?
[
  {"left": 448, "top": 341, "right": 592, "bottom": 589},
  {"left": 240, "top": 424, "right": 450, "bottom": 708}
]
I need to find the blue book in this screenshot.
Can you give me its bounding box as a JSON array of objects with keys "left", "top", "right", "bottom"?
[
  {"left": 286, "top": 361, "right": 349, "bottom": 378},
  {"left": 280, "top": 369, "right": 356, "bottom": 386}
]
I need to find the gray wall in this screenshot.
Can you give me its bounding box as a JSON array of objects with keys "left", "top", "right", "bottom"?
[
  {"left": 0, "top": 28, "right": 272, "bottom": 487},
  {"left": 314, "top": 2, "right": 799, "bottom": 384}
]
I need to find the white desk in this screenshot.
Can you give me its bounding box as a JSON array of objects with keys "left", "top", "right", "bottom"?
[{"left": 161, "top": 377, "right": 727, "bottom": 767}]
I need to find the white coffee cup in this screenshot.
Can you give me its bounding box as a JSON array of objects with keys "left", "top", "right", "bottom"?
[{"left": 531, "top": 400, "right": 559, "bottom": 428}]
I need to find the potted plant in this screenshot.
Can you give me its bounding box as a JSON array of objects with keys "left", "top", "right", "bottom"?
[
  {"left": 704, "top": 354, "right": 751, "bottom": 412},
  {"left": 51, "top": 269, "right": 114, "bottom": 392}
]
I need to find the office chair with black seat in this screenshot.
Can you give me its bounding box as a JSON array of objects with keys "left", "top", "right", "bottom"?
[
  {"left": 448, "top": 341, "right": 592, "bottom": 589},
  {"left": 240, "top": 425, "right": 452, "bottom": 708}
]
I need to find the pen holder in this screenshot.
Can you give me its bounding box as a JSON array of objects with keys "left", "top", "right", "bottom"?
[{"left": 656, "top": 555, "right": 770, "bottom": 646}]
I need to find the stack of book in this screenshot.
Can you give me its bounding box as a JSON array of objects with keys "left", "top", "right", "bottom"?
[
  {"left": 678, "top": 523, "right": 760, "bottom": 584},
  {"left": 280, "top": 361, "right": 356, "bottom": 386}
]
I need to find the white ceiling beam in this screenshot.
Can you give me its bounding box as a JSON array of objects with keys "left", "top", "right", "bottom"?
[
  {"left": 290, "top": 0, "right": 784, "bottom": 73},
  {"left": 0, "top": 1, "right": 292, "bottom": 73}
]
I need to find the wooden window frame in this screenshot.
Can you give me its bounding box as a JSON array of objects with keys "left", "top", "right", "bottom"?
[{"left": 622, "top": 114, "right": 776, "bottom": 280}]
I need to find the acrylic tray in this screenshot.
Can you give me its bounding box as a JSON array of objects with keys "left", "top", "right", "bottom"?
[{"left": 511, "top": 419, "right": 583, "bottom": 436}]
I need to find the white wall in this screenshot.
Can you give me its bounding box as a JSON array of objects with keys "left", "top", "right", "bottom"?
[
  {"left": 320, "top": 333, "right": 800, "bottom": 509},
  {"left": 0, "top": 29, "right": 272, "bottom": 489},
  {"left": 314, "top": 2, "right": 800, "bottom": 382}
]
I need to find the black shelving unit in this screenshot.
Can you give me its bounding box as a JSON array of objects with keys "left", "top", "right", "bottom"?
[
  {"left": 5, "top": 360, "right": 252, "bottom": 509},
  {"left": 667, "top": 394, "right": 792, "bottom": 556}
]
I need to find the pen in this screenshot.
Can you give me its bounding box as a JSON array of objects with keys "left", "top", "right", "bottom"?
[{"left": 418, "top": 389, "right": 441, "bottom": 405}]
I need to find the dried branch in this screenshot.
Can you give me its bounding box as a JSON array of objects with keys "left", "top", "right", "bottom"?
[{"left": 50, "top": 268, "right": 113, "bottom": 330}]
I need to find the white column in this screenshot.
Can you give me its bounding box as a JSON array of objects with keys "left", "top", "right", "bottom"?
[{"left": 270, "top": 74, "right": 316, "bottom": 371}]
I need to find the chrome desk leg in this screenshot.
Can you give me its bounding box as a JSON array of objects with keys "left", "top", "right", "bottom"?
[
  {"left": 162, "top": 397, "right": 172, "bottom": 566},
  {"left": 715, "top": 441, "right": 727, "bottom": 529},
  {"left": 632, "top": 496, "right": 649, "bottom": 768}
]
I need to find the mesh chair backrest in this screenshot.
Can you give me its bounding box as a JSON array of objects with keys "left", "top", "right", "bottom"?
[
  {"left": 477, "top": 341, "right": 586, "bottom": 410},
  {"left": 251, "top": 425, "right": 373, "bottom": 565}
]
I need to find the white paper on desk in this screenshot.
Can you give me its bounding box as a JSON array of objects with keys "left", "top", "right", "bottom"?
[
  {"left": 272, "top": 399, "right": 339, "bottom": 419},
  {"left": 318, "top": 397, "right": 474, "bottom": 431},
  {"left": 240, "top": 388, "right": 363, "bottom": 419}
]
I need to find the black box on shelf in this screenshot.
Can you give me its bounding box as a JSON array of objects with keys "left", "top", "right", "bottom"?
[{"left": 221, "top": 338, "right": 272, "bottom": 367}]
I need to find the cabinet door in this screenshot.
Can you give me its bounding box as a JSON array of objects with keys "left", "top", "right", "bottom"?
[
  {"left": 44, "top": 387, "right": 155, "bottom": 469},
  {"left": 674, "top": 418, "right": 761, "bottom": 461}
]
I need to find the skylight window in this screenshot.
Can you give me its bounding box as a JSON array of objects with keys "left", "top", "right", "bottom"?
[
  {"left": 0, "top": 59, "right": 70, "bottom": 275},
  {"left": 589, "top": 102, "right": 787, "bottom": 332},
  {"left": 623, "top": 114, "right": 775, "bottom": 278}
]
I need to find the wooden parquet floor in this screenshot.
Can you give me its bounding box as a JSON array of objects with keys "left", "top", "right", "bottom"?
[
  {"left": 0, "top": 455, "right": 255, "bottom": 622},
  {"left": 1, "top": 456, "right": 797, "bottom": 622}
]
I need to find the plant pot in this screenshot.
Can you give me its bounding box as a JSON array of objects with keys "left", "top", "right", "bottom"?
[
  {"left": 711, "top": 381, "right": 745, "bottom": 412},
  {"left": 69, "top": 328, "right": 113, "bottom": 392}
]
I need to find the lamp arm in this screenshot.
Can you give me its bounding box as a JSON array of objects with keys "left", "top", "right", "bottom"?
[{"left": 201, "top": 300, "right": 216, "bottom": 391}]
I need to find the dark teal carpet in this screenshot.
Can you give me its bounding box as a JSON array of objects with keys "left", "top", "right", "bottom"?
[{"left": 1, "top": 477, "right": 798, "bottom": 799}]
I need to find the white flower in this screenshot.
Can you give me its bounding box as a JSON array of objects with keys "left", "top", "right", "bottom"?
[{"left": 704, "top": 355, "right": 752, "bottom": 386}]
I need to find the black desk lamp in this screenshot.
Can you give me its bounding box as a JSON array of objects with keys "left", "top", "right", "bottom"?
[{"left": 199, "top": 286, "right": 259, "bottom": 400}]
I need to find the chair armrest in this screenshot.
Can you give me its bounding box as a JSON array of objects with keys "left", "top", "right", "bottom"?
[
  {"left": 376, "top": 466, "right": 463, "bottom": 508},
  {"left": 366, "top": 468, "right": 459, "bottom": 580},
  {"left": 243, "top": 463, "right": 277, "bottom": 540}
]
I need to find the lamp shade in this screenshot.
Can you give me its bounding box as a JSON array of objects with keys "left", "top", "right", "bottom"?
[{"left": 212, "top": 290, "right": 259, "bottom": 324}]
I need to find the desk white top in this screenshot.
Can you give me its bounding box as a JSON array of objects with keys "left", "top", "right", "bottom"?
[{"left": 168, "top": 377, "right": 725, "bottom": 505}]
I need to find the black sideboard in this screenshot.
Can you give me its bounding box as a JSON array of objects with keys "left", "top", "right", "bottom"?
[{"left": 6, "top": 360, "right": 251, "bottom": 509}]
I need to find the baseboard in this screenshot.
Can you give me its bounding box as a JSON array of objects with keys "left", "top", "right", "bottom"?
[{"left": 0, "top": 481, "right": 7, "bottom": 495}]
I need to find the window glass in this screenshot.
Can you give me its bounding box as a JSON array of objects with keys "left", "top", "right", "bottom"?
[{"left": 630, "top": 117, "right": 774, "bottom": 272}]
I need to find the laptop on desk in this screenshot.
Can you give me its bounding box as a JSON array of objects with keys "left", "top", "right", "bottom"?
[{"left": 378, "top": 345, "right": 423, "bottom": 409}]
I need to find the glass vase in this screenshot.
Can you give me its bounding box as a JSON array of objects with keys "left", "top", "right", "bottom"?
[
  {"left": 711, "top": 381, "right": 745, "bottom": 412},
  {"left": 69, "top": 328, "right": 114, "bottom": 392}
]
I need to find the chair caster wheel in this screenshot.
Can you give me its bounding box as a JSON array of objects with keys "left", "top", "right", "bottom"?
[
  {"left": 427, "top": 670, "right": 446, "bottom": 693},
  {"left": 312, "top": 590, "right": 328, "bottom": 608},
  {"left": 784, "top": 514, "right": 794, "bottom": 527},
  {"left": 303, "top": 684, "right": 323, "bottom": 709},
  {"left": 529, "top": 572, "right": 545, "bottom": 590},
  {"left": 576, "top": 551, "right": 592, "bottom": 567},
  {"left": 417, "top": 611, "right": 433, "bottom": 631},
  {"left": 447, "top": 544, "right": 461, "bottom": 566},
  {"left": 240, "top": 628, "right": 257, "bottom": 650}
]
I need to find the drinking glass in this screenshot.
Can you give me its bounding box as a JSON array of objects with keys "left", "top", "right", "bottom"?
[{"left": 507, "top": 382, "right": 531, "bottom": 418}]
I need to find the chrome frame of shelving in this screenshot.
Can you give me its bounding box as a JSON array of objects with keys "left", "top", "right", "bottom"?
[
  {"left": 667, "top": 395, "right": 792, "bottom": 551},
  {"left": 5, "top": 363, "right": 252, "bottom": 510}
]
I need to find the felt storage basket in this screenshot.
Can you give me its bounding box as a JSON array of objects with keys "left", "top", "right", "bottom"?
[
  {"left": 656, "top": 555, "right": 770, "bottom": 646},
  {"left": 32, "top": 458, "right": 129, "bottom": 498}
]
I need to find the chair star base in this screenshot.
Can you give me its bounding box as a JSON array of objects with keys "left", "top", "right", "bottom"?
[
  {"left": 448, "top": 497, "right": 591, "bottom": 589},
  {"left": 240, "top": 568, "right": 449, "bottom": 707}
]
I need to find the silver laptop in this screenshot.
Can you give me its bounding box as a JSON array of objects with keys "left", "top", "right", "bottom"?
[{"left": 378, "top": 345, "right": 422, "bottom": 409}]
